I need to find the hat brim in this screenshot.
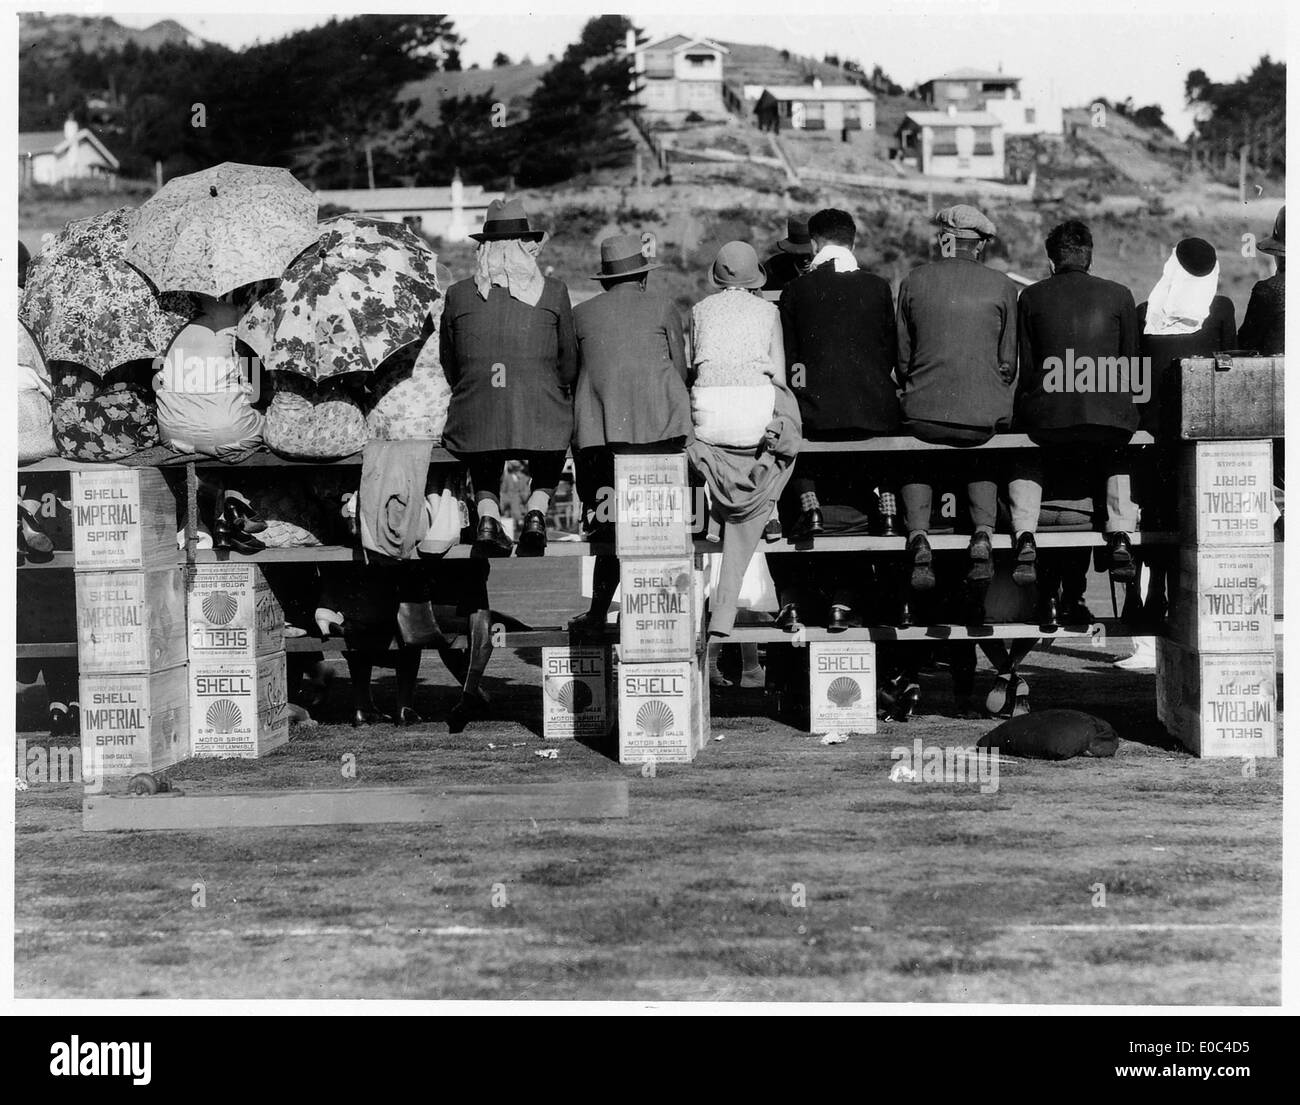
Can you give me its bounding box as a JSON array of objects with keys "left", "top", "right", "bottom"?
[
  {"left": 470, "top": 229, "right": 546, "bottom": 242},
  {"left": 777, "top": 239, "right": 815, "bottom": 255},
  {"left": 709, "top": 262, "right": 767, "bottom": 290},
  {"left": 1259, "top": 236, "right": 1284, "bottom": 256},
  {"left": 590, "top": 260, "right": 661, "bottom": 279}
]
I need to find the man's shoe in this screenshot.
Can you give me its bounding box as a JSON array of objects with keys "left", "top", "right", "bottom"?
[
  {"left": 1057, "top": 599, "right": 1096, "bottom": 626},
  {"left": 827, "top": 605, "right": 861, "bottom": 633},
  {"left": 896, "top": 599, "right": 914, "bottom": 629},
  {"left": 397, "top": 706, "right": 423, "bottom": 727},
  {"left": 1107, "top": 531, "right": 1137, "bottom": 583},
  {"left": 1012, "top": 531, "right": 1037, "bottom": 587},
  {"left": 967, "top": 530, "right": 994, "bottom": 582},
  {"left": 351, "top": 708, "right": 393, "bottom": 728},
  {"left": 775, "top": 602, "right": 805, "bottom": 634},
  {"left": 472, "top": 516, "right": 514, "bottom": 558},
  {"left": 787, "top": 508, "right": 824, "bottom": 543},
  {"left": 516, "top": 510, "right": 548, "bottom": 557},
  {"left": 907, "top": 533, "right": 936, "bottom": 591},
  {"left": 1037, "top": 595, "right": 1059, "bottom": 631}
]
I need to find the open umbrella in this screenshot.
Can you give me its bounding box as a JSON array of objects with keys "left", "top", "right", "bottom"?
[
  {"left": 125, "top": 163, "right": 319, "bottom": 298},
  {"left": 237, "top": 215, "right": 441, "bottom": 381},
  {"left": 19, "top": 207, "right": 196, "bottom": 377}
]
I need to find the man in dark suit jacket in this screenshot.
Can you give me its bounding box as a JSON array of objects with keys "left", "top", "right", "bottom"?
[
  {"left": 773, "top": 208, "right": 899, "bottom": 631},
  {"left": 1010, "top": 219, "right": 1142, "bottom": 611}
]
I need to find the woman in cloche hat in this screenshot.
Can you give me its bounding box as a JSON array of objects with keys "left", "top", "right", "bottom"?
[{"left": 440, "top": 198, "right": 577, "bottom": 557}]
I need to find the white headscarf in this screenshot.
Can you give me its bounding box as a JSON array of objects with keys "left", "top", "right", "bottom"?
[
  {"left": 1144, "top": 248, "right": 1219, "bottom": 336},
  {"left": 474, "top": 238, "right": 546, "bottom": 307}
]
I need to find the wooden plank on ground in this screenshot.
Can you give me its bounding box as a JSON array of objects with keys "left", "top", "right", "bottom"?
[{"left": 83, "top": 780, "right": 630, "bottom": 832}]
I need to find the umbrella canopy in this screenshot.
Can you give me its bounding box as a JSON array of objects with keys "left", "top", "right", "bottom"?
[
  {"left": 125, "top": 163, "right": 319, "bottom": 297},
  {"left": 238, "top": 215, "right": 441, "bottom": 381},
  {"left": 19, "top": 207, "right": 197, "bottom": 377}
]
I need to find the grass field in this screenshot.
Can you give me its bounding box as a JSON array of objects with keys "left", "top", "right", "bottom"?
[{"left": 14, "top": 611, "right": 1283, "bottom": 1003}]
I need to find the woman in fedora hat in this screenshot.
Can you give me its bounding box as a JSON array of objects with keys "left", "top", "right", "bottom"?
[
  {"left": 441, "top": 198, "right": 577, "bottom": 557},
  {"left": 569, "top": 231, "right": 691, "bottom": 632}
]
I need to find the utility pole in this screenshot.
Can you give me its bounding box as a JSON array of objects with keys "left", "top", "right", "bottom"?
[
  {"left": 365, "top": 144, "right": 376, "bottom": 190},
  {"left": 1239, "top": 142, "right": 1249, "bottom": 205}
]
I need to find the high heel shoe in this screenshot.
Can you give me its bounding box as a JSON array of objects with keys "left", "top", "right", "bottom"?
[
  {"left": 18, "top": 504, "right": 54, "bottom": 557},
  {"left": 214, "top": 518, "right": 266, "bottom": 554},
  {"left": 221, "top": 492, "right": 267, "bottom": 535},
  {"left": 315, "top": 608, "right": 345, "bottom": 639}
]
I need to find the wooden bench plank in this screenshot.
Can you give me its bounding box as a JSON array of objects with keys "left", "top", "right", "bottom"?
[{"left": 82, "top": 781, "right": 630, "bottom": 832}]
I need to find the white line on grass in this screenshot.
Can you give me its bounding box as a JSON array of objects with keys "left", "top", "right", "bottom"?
[
  {"left": 16, "top": 925, "right": 526, "bottom": 941},
  {"left": 851, "top": 923, "right": 1278, "bottom": 935}
]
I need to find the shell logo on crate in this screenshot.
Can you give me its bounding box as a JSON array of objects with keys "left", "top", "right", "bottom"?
[
  {"left": 809, "top": 641, "right": 877, "bottom": 735},
  {"left": 618, "top": 660, "right": 694, "bottom": 764},
  {"left": 542, "top": 646, "right": 608, "bottom": 739},
  {"left": 189, "top": 653, "right": 288, "bottom": 759},
  {"left": 187, "top": 565, "right": 284, "bottom": 659}
]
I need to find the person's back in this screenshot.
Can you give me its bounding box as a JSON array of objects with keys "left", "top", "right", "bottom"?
[
  {"left": 1016, "top": 267, "right": 1139, "bottom": 433},
  {"left": 896, "top": 256, "right": 1017, "bottom": 430},
  {"left": 692, "top": 288, "right": 776, "bottom": 386},
  {"left": 780, "top": 265, "right": 898, "bottom": 435},
  {"left": 573, "top": 280, "right": 689, "bottom": 448}
]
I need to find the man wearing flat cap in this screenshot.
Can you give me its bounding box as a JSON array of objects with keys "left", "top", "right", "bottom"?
[
  {"left": 569, "top": 231, "right": 691, "bottom": 631},
  {"left": 762, "top": 217, "right": 814, "bottom": 292},
  {"left": 895, "top": 203, "right": 1018, "bottom": 619}
]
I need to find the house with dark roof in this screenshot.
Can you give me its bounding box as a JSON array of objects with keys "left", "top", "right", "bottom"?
[
  {"left": 919, "top": 67, "right": 1061, "bottom": 136},
  {"left": 18, "top": 118, "right": 119, "bottom": 186},
  {"left": 634, "top": 34, "right": 730, "bottom": 116}
]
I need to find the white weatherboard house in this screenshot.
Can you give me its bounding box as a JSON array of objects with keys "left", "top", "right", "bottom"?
[
  {"left": 898, "top": 108, "right": 1006, "bottom": 180},
  {"left": 744, "top": 78, "right": 876, "bottom": 132},
  {"left": 634, "top": 34, "right": 730, "bottom": 116},
  {"left": 313, "top": 177, "right": 499, "bottom": 242},
  {"left": 18, "top": 118, "right": 120, "bottom": 186}
]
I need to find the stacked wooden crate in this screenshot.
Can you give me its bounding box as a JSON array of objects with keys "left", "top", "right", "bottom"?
[
  {"left": 613, "top": 454, "right": 708, "bottom": 764},
  {"left": 186, "top": 564, "right": 289, "bottom": 758},
  {"left": 72, "top": 468, "right": 189, "bottom": 777},
  {"left": 1157, "top": 434, "right": 1278, "bottom": 758}
]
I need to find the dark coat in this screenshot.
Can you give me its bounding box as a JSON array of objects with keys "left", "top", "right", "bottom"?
[
  {"left": 572, "top": 282, "right": 691, "bottom": 450},
  {"left": 762, "top": 251, "right": 810, "bottom": 292},
  {"left": 778, "top": 265, "right": 899, "bottom": 436},
  {"left": 1015, "top": 266, "right": 1140, "bottom": 435},
  {"left": 896, "top": 257, "right": 1017, "bottom": 431},
  {"left": 1237, "top": 272, "right": 1284, "bottom": 355},
  {"left": 440, "top": 276, "right": 577, "bottom": 453},
  {"left": 1136, "top": 295, "right": 1237, "bottom": 436}
]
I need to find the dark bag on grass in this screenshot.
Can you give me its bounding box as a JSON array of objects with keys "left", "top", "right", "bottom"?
[{"left": 977, "top": 708, "right": 1119, "bottom": 760}]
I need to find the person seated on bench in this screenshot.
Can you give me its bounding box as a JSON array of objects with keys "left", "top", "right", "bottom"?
[
  {"left": 1008, "top": 219, "right": 1143, "bottom": 610},
  {"left": 153, "top": 285, "right": 265, "bottom": 460},
  {"left": 895, "top": 204, "right": 1017, "bottom": 608},
  {"left": 762, "top": 216, "right": 814, "bottom": 293},
  {"left": 440, "top": 199, "right": 577, "bottom": 558},
  {"left": 778, "top": 208, "right": 900, "bottom": 543},
  {"left": 569, "top": 232, "right": 690, "bottom": 633}
]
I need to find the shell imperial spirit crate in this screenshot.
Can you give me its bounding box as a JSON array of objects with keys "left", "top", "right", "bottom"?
[
  {"left": 71, "top": 468, "right": 182, "bottom": 571},
  {"left": 79, "top": 664, "right": 190, "bottom": 778},
  {"left": 1166, "top": 546, "right": 1274, "bottom": 653},
  {"left": 542, "top": 646, "right": 609, "bottom": 740},
  {"left": 1155, "top": 640, "right": 1277, "bottom": 759},
  {"left": 75, "top": 569, "right": 187, "bottom": 674},
  {"left": 1178, "top": 440, "right": 1273, "bottom": 546},
  {"left": 619, "top": 557, "right": 697, "bottom": 662},
  {"left": 614, "top": 453, "right": 692, "bottom": 557},
  {"left": 189, "top": 652, "right": 289, "bottom": 759},
  {"left": 187, "top": 564, "right": 285, "bottom": 659}
]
